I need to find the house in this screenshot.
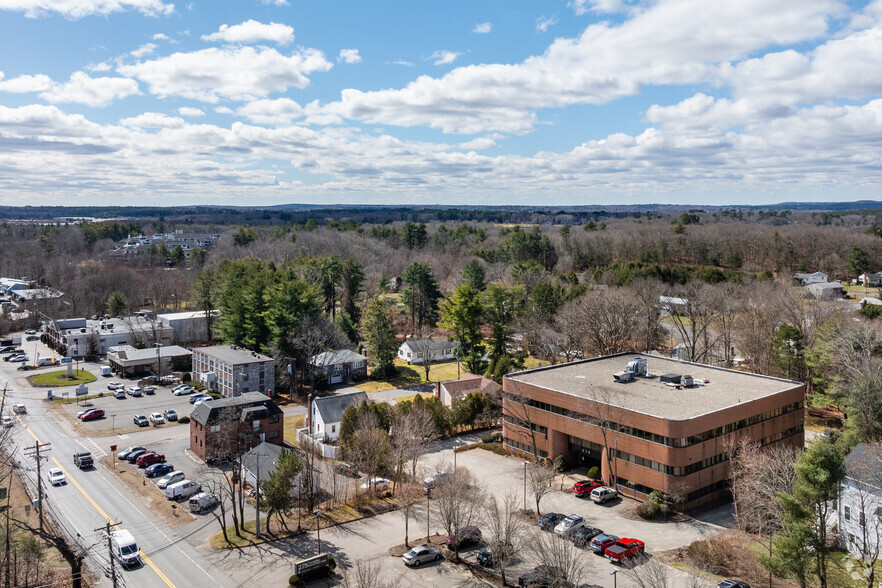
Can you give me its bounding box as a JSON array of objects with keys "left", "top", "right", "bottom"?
[
  {"left": 858, "top": 272, "right": 882, "bottom": 287},
  {"left": 794, "top": 271, "right": 829, "bottom": 285},
  {"left": 189, "top": 392, "right": 283, "bottom": 461},
  {"left": 806, "top": 281, "right": 844, "bottom": 300},
  {"left": 436, "top": 373, "right": 501, "bottom": 407},
  {"left": 308, "top": 349, "right": 368, "bottom": 384},
  {"left": 240, "top": 442, "right": 318, "bottom": 497},
  {"left": 398, "top": 338, "right": 457, "bottom": 364},
  {"left": 838, "top": 443, "right": 882, "bottom": 558},
  {"left": 860, "top": 297, "right": 882, "bottom": 307},
  {"left": 658, "top": 295, "right": 690, "bottom": 315},
  {"left": 191, "top": 345, "right": 275, "bottom": 398},
  {"left": 309, "top": 391, "right": 368, "bottom": 443}
]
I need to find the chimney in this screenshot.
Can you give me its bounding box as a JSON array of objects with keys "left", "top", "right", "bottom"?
[{"left": 435, "top": 382, "right": 441, "bottom": 398}]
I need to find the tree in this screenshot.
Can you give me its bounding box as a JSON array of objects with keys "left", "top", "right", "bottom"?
[
  {"left": 439, "top": 284, "right": 486, "bottom": 374},
  {"left": 527, "top": 527, "right": 589, "bottom": 586},
  {"left": 200, "top": 464, "right": 239, "bottom": 543},
  {"left": 105, "top": 290, "right": 128, "bottom": 317},
  {"left": 728, "top": 439, "right": 797, "bottom": 536},
  {"left": 622, "top": 554, "right": 670, "bottom": 588},
  {"left": 483, "top": 491, "right": 523, "bottom": 586},
  {"left": 287, "top": 314, "right": 349, "bottom": 392},
  {"left": 849, "top": 245, "right": 872, "bottom": 278},
  {"left": 431, "top": 467, "right": 484, "bottom": 562},
  {"left": 400, "top": 222, "right": 428, "bottom": 249},
  {"left": 340, "top": 258, "right": 365, "bottom": 323},
  {"left": 232, "top": 227, "right": 257, "bottom": 247},
  {"left": 390, "top": 402, "right": 437, "bottom": 488},
  {"left": 261, "top": 449, "right": 303, "bottom": 532},
  {"left": 461, "top": 260, "right": 486, "bottom": 291},
  {"left": 830, "top": 321, "right": 882, "bottom": 442},
  {"left": 340, "top": 559, "right": 401, "bottom": 588},
  {"left": 397, "top": 482, "right": 424, "bottom": 549},
  {"left": 401, "top": 262, "right": 442, "bottom": 336},
  {"left": 482, "top": 283, "right": 524, "bottom": 380},
  {"left": 771, "top": 324, "right": 806, "bottom": 381},
  {"left": 527, "top": 460, "right": 557, "bottom": 515},
  {"left": 362, "top": 296, "right": 398, "bottom": 379},
  {"left": 664, "top": 282, "right": 719, "bottom": 364},
  {"left": 191, "top": 268, "right": 218, "bottom": 342},
  {"left": 343, "top": 409, "right": 391, "bottom": 487}
]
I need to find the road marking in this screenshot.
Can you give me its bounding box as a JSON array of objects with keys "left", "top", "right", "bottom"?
[
  {"left": 15, "top": 415, "right": 177, "bottom": 588},
  {"left": 75, "top": 436, "right": 107, "bottom": 458},
  {"left": 118, "top": 434, "right": 130, "bottom": 439}
]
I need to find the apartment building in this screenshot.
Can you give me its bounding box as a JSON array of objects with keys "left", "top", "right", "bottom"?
[
  {"left": 503, "top": 353, "right": 804, "bottom": 511},
  {"left": 189, "top": 392, "right": 283, "bottom": 461},
  {"left": 191, "top": 344, "right": 274, "bottom": 398}
]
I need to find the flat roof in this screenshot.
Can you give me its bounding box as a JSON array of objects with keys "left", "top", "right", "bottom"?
[
  {"left": 157, "top": 310, "right": 219, "bottom": 321},
  {"left": 505, "top": 353, "right": 802, "bottom": 421},
  {"left": 193, "top": 345, "right": 273, "bottom": 365}
]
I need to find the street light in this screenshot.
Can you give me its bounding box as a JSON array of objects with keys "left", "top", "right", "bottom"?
[
  {"left": 111, "top": 414, "right": 116, "bottom": 434},
  {"left": 313, "top": 510, "right": 322, "bottom": 553},
  {"left": 523, "top": 461, "right": 529, "bottom": 511},
  {"left": 425, "top": 492, "right": 431, "bottom": 546},
  {"left": 610, "top": 569, "right": 618, "bottom": 588}
]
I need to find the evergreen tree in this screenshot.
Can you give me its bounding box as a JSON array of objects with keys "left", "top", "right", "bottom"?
[
  {"left": 439, "top": 284, "right": 486, "bottom": 375},
  {"left": 461, "top": 260, "right": 486, "bottom": 291},
  {"left": 482, "top": 284, "right": 525, "bottom": 377},
  {"left": 362, "top": 296, "right": 398, "bottom": 379},
  {"left": 401, "top": 262, "right": 442, "bottom": 336},
  {"left": 105, "top": 291, "right": 129, "bottom": 317},
  {"left": 848, "top": 245, "right": 872, "bottom": 278}
]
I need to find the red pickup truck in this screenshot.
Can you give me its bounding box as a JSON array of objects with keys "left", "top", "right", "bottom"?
[{"left": 605, "top": 538, "right": 645, "bottom": 562}]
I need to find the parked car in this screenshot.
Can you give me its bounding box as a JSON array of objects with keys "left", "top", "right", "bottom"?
[
  {"left": 173, "top": 386, "right": 195, "bottom": 396},
  {"left": 359, "top": 477, "right": 390, "bottom": 491},
  {"left": 588, "top": 533, "right": 619, "bottom": 554},
  {"left": 0, "top": 345, "right": 19, "bottom": 353},
  {"left": 142, "top": 386, "right": 155, "bottom": 395},
  {"left": 157, "top": 471, "right": 185, "bottom": 489},
  {"left": 3, "top": 352, "right": 22, "bottom": 362},
  {"left": 572, "top": 480, "right": 601, "bottom": 497},
  {"left": 402, "top": 545, "right": 441, "bottom": 567},
  {"left": 47, "top": 468, "right": 66, "bottom": 485},
  {"left": 444, "top": 526, "right": 482, "bottom": 549},
  {"left": 145, "top": 463, "right": 174, "bottom": 478},
  {"left": 113, "top": 389, "right": 125, "bottom": 399},
  {"left": 8, "top": 355, "right": 27, "bottom": 363},
  {"left": 24, "top": 329, "right": 36, "bottom": 335},
  {"left": 135, "top": 452, "right": 165, "bottom": 467},
  {"left": 1, "top": 415, "right": 13, "bottom": 428},
  {"left": 571, "top": 526, "right": 603, "bottom": 548},
  {"left": 538, "top": 512, "right": 565, "bottom": 531},
  {"left": 163, "top": 409, "right": 178, "bottom": 421},
  {"left": 118, "top": 446, "right": 146, "bottom": 460},
  {"left": 518, "top": 565, "right": 573, "bottom": 588},
  {"left": 554, "top": 514, "right": 585, "bottom": 537},
  {"left": 335, "top": 463, "right": 359, "bottom": 477},
  {"left": 193, "top": 398, "right": 210, "bottom": 407},
  {"left": 590, "top": 487, "right": 617, "bottom": 504},
  {"left": 476, "top": 541, "right": 513, "bottom": 567},
  {"left": 26, "top": 335, "right": 38, "bottom": 341},
  {"left": 189, "top": 393, "right": 211, "bottom": 404},
  {"left": 126, "top": 387, "right": 142, "bottom": 397},
  {"left": 424, "top": 470, "right": 449, "bottom": 488},
  {"left": 149, "top": 413, "right": 165, "bottom": 425},
  {"left": 79, "top": 409, "right": 104, "bottom": 421},
  {"left": 125, "top": 449, "right": 149, "bottom": 463},
  {"left": 133, "top": 414, "right": 149, "bottom": 427},
  {"left": 107, "top": 381, "right": 122, "bottom": 391},
  {"left": 605, "top": 538, "right": 645, "bottom": 562},
  {"left": 165, "top": 480, "right": 201, "bottom": 501},
  {"left": 717, "top": 581, "right": 751, "bottom": 588},
  {"left": 73, "top": 452, "right": 93, "bottom": 469}
]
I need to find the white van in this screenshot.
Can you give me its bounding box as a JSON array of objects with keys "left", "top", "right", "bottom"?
[
  {"left": 100, "top": 366, "right": 112, "bottom": 377},
  {"left": 36, "top": 357, "right": 55, "bottom": 367},
  {"left": 165, "top": 479, "right": 201, "bottom": 501},
  {"left": 188, "top": 492, "right": 218, "bottom": 513},
  {"left": 110, "top": 529, "right": 141, "bottom": 568}
]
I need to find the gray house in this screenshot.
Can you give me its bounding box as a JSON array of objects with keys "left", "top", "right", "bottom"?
[
  {"left": 838, "top": 443, "right": 882, "bottom": 560},
  {"left": 398, "top": 338, "right": 457, "bottom": 364},
  {"left": 240, "top": 442, "right": 318, "bottom": 497},
  {"left": 806, "top": 281, "right": 844, "bottom": 300},
  {"left": 309, "top": 391, "right": 368, "bottom": 443},
  {"left": 308, "top": 349, "right": 368, "bottom": 384}
]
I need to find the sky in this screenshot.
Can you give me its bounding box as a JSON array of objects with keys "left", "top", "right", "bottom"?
[{"left": 1, "top": 0, "right": 882, "bottom": 207}]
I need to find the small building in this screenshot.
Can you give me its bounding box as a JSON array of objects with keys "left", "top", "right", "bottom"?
[
  {"left": 308, "top": 350, "right": 368, "bottom": 385},
  {"left": 658, "top": 295, "right": 690, "bottom": 315},
  {"left": 858, "top": 272, "right": 882, "bottom": 287},
  {"left": 191, "top": 345, "right": 275, "bottom": 398},
  {"left": 106, "top": 344, "right": 192, "bottom": 377},
  {"left": 157, "top": 310, "right": 219, "bottom": 344},
  {"left": 838, "top": 443, "right": 882, "bottom": 558},
  {"left": 189, "top": 392, "right": 283, "bottom": 461},
  {"left": 794, "top": 271, "right": 829, "bottom": 285},
  {"left": 309, "top": 391, "right": 368, "bottom": 443},
  {"left": 860, "top": 297, "right": 882, "bottom": 307},
  {"left": 240, "top": 442, "right": 318, "bottom": 497},
  {"left": 436, "top": 373, "right": 501, "bottom": 407},
  {"left": 42, "top": 315, "right": 174, "bottom": 357},
  {"left": 398, "top": 338, "right": 457, "bottom": 364},
  {"left": 806, "top": 281, "right": 844, "bottom": 300}
]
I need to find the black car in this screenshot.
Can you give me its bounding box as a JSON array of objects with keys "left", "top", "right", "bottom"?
[
  {"left": 444, "top": 526, "right": 482, "bottom": 549},
  {"left": 476, "top": 541, "right": 513, "bottom": 567},
  {"left": 538, "top": 512, "right": 565, "bottom": 531},
  {"left": 718, "top": 582, "right": 751, "bottom": 588},
  {"left": 571, "top": 526, "right": 603, "bottom": 548},
  {"left": 126, "top": 449, "right": 149, "bottom": 463}
]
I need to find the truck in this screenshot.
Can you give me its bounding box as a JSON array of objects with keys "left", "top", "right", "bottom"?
[
  {"left": 165, "top": 479, "right": 201, "bottom": 501},
  {"left": 100, "top": 366, "right": 112, "bottom": 377},
  {"left": 110, "top": 529, "right": 141, "bottom": 568},
  {"left": 604, "top": 538, "right": 645, "bottom": 563},
  {"left": 73, "top": 451, "right": 93, "bottom": 469}
]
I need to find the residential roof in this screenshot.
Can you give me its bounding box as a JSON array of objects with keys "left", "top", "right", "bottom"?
[
  {"left": 795, "top": 271, "right": 827, "bottom": 278},
  {"left": 12, "top": 288, "right": 64, "bottom": 300},
  {"left": 193, "top": 344, "right": 273, "bottom": 366},
  {"left": 400, "top": 338, "right": 457, "bottom": 353},
  {"left": 309, "top": 349, "right": 368, "bottom": 366},
  {"left": 191, "top": 392, "right": 281, "bottom": 425},
  {"left": 807, "top": 281, "right": 844, "bottom": 290},
  {"left": 844, "top": 443, "right": 882, "bottom": 489},
  {"left": 505, "top": 353, "right": 802, "bottom": 421},
  {"left": 313, "top": 391, "right": 368, "bottom": 424},
  {"left": 441, "top": 373, "right": 501, "bottom": 400},
  {"left": 240, "top": 442, "right": 285, "bottom": 483},
  {"left": 860, "top": 297, "right": 882, "bottom": 306}
]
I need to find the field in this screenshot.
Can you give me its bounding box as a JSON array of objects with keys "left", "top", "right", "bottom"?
[{"left": 358, "top": 359, "right": 461, "bottom": 392}]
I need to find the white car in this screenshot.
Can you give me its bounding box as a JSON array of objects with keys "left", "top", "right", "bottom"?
[
  {"left": 360, "top": 478, "right": 391, "bottom": 491},
  {"left": 424, "top": 471, "right": 449, "bottom": 488},
  {"left": 193, "top": 398, "right": 210, "bottom": 407},
  {"left": 554, "top": 514, "right": 585, "bottom": 536},
  {"left": 47, "top": 468, "right": 66, "bottom": 486},
  {"left": 173, "top": 386, "right": 195, "bottom": 396},
  {"left": 1, "top": 415, "right": 14, "bottom": 428},
  {"left": 126, "top": 387, "right": 142, "bottom": 397},
  {"left": 107, "top": 381, "right": 122, "bottom": 391},
  {"left": 113, "top": 389, "right": 125, "bottom": 399},
  {"left": 149, "top": 413, "right": 165, "bottom": 425}
]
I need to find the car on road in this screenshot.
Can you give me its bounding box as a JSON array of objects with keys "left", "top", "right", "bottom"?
[
  {"left": 145, "top": 463, "right": 174, "bottom": 478},
  {"left": 571, "top": 526, "right": 603, "bottom": 548},
  {"left": 135, "top": 452, "right": 165, "bottom": 467},
  {"left": 26, "top": 335, "right": 38, "bottom": 341},
  {"left": 173, "top": 386, "right": 195, "bottom": 396},
  {"left": 125, "top": 449, "right": 149, "bottom": 463},
  {"left": 11, "top": 404, "right": 26, "bottom": 414},
  {"left": 538, "top": 512, "right": 565, "bottom": 531},
  {"left": 24, "top": 329, "right": 36, "bottom": 335},
  {"left": 163, "top": 409, "right": 178, "bottom": 421},
  {"left": 476, "top": 541, "right": 513, "bottom": 567},
  {"left": 126, "top": 387, "right": 142, "bottom": 397},
  {"left": 588, "top": 533, "right": 619, "bottom": 554},
  {"left": 47, "top": 468, "right": 66, "bottom": 485},
  {"left": 149, "top": 412, "right": 165, "bottom": 425},
  {"left": 590, "top": 487, "right": 617, "bottom": 504},
  {"left": 118, "top": 446, "right": 146, "bottom": 460},
  {"left": 572, "top": 480, "right": 601, "bottom": 497},
  {"left": 1, "top": 415, "right": 13, "bottom": 428},
  {"left": 79, "top": 409, "right": 105, "bottom": 421},
  {"left": 157, "top": 471, "right": 185, "bottom": 489},
  {"left": 360, "top": 477, "right": 391, "bottom": 491},
  {"left": 73, "top": 452, "right": 93, "bottom": 469},
  {"left": 444, "top": 525, "right": 482, "bottom": 549},
  {"left": 189, "top": 393, "right": 211, "bottom": 404},
  {"left": 142, "top": 386, "right": 155, "bottom": 395},
  {"left": 605, "top": 538, "right": 645, "bottom": 563},
  {"left": 402, "top": 545, "right": 441, "bottom": 567},
  {"left": 554, "top": 514, "right": 585, "bottom": 537},
  {"left": 717, "top": 581, "right": 751, "bottom": 588},
  {"left": 107, "top": 381, "right": 122, "bottom": 391},
  {"left": 133, "top": 414, "right": 149, "bottom": 427}
]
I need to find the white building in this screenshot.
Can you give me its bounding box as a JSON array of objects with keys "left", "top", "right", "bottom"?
[
  {"left": 838, "top": 443, "right": 882, "bottom": 559},
  {"left": 309, "top": 391, "right": 368, "bottom": 443},
  {"left": 858, "top": 272, "right": 882, "bottom": 287},
  {"left": 156, "top": 310, "right": 219, "bottom": 344},
  {"left": 191, "top": 344, "right": 274, "bottom": 398},
  {"left": 794, "top": 271, "right": 829, "bottom": 285},
  {"left": 43, "top": 316, "right": 174, "bottom": 357},
  {"left": 398, "top": 338, "right": 457, "bottom": 364},
  {"left": 806, "top": 281, "right": 844, "bottom": 300}
]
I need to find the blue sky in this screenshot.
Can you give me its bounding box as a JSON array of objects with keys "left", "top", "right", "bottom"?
[{"left": 1, "top": 0, "right": 882, "bottom": 206}]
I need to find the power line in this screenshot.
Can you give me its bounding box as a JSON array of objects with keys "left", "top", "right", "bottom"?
[{"left": 22, "top": 441, "right": 50, "bottom": 532}]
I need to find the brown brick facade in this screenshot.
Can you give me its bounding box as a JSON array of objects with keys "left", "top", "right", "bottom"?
[{"left": 189, "top": 393, "right": 284, "bottom": 461}]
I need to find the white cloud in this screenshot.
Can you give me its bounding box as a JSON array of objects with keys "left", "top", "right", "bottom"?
[
  {"left": 392, "top": 60, "right": 415, "bottom": 67},
  {"left": 201, "top": 19, "right": 294, "bottom": 45},
  {"left": 87, "top": 62, "right": 112, "bottom": 72},
  {"left": 152, "top": 33, "right": 170, "bottom": 41},
  {"left": 40, "top": 72, "right": 139, "bottom": 107},
  {"left": 236, "top": 98, "right": 303, "bottom": 125},
  {"left": 118, "top": 45, "right": 332, "bottom": 102},
  {"left": 131, "top": 43, "right": 157, "bottom": 58},
  {"left": 178, "top": 106, "right": 204, "bottom": 117},
  {"left": 120, "top": 112, "right": 185, "bottom": 128},
  {"left": 0, "top": 73, "right": 53, "bottom": 93},
  {"left": 430, "top": 50, "right": 460, "bottom": 65},
  {"left": 0, "top": 0, "right": 174, "bottom": 19},
  {"left": 458, "top": 137, "right": 497, "bottom": 150},
  {"left": 258, "top": 0, "right": 288, "bottom": 5},
  {"left": 337, "top": 49, "right": 361, "bottom": 64},
  {"left": 473, "top": 22, "right": 492, "bottom": 34},
  {"left": 570, "top": 0, "right": 629, "bottom": 15},
  {"left": 214, "top": 106, "right": 234, "bottom": 114},
  {"left": 536, "top": 16, "right": 557, "bottom": 32}
]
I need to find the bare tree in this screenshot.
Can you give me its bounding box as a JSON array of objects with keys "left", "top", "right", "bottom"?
[
  {"left": 347, "top": 412, "right": 391, "bottom": 491},
  {"left": 409, "top": 335, "right": 438, "bottom": 382},
  {"left": 527, "top": 460, "right": 557, "bottom": 516},
  {"left": 665, "top": 282, "right": 719, "bottom": 364},
  {"left": 829, "top": 320, "right": 882, "bottom": 442},
  {"left": 621, "top": 554, "right": 670, "bottom": 588},
  {"left": 297, "top": 436, "right": 322, "bottom": 513},
  {"left": 289, "top": 315, "right": 350, "bottom": 392},
  {"left": 390, "top": 404, "right": 437, "bottom": 493},
  {"left": 397, "top": 481, "right": 424, "bottom": 548},
  {"left": 728, "top": 438, "right": 798, "bottom": 536},
  {"left": 340, "top": 558, "right": 401, "bottom": 588},
  {"left": 483, "top": 491, "right": 524, "bottom": 586},
  {"left": 631, "top": 277, "right": 664, "bottom": 353},
  {"left": 431, "top": 467, "right": 484, "bottom": 562},
  {"left": 558, "top": 287, "right": 642, "bottom": 357},
  {"left": 735, "top": 281, "right": 782, "bottom": 374},
  {"left": 528, "top": 527, "right": 590, "bottom": 587},
  {"left": 199, "top": 465, "right": 238, "bottom": 543}
]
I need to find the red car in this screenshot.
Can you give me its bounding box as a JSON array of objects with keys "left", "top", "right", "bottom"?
[
  {"left": 135, "top": 452, "right": 165, "bottom": 467},
  {"left": 79, "top": 409, "right": 105, "bottom": 421},
  {"left": 605, "top": 538, "right": 645, "bottom": 562},
  {"left": 572, "top": 480, "right": 601, "bottom": 497}
]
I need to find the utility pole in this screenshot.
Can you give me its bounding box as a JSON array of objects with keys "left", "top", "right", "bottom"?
[
  {"left": 4, "top": 476, "right": 11, "bottom": 588},
  {"left": 23, "top": 441, "right": 50, "bottom": 532},
  {"left": 0, "top": 382, "right": 8, "bottom": 417},
  {"left": 255, "top": 450, "right": 261, "bottom": 539},
  {"left": 98, "top": 521, "right": 122, "bottom": 588}
]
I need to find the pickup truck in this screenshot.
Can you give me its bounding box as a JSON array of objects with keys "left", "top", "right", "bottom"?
[
  {"left": 73, "top": 451, "right": 93, "bottom": 469},
  {"left": 605, "top": 538, "right": 645, "bottom": 562}
]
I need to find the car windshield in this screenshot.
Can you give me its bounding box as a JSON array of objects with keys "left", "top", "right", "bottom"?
[
  {"left": 120, "top": 544, "right": 138, "bottom": 556},
  {"left": 594, "top": 534, "right": 609, "bottom": 542},
  {"left": 404, "top": 550, "right": 418, "bottom": 557}
]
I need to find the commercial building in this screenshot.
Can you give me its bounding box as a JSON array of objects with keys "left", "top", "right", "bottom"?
[
  {"left": 191, "top": 344, "right": 274, "bottom": 398},
  {"left": 156, "top": 310, "right": 219, "bottom": 344},
  {"left": 189, "top": 393, "right": 283, "bottom": 461},
  {"left": 106, "top": 344, "right": 192, "bottom": 377},
  {"left": 43, "top": 316, "right": 174, "bottom": 357},
  {"left": 503, "top": 353, "right": 804, "bottom": 511}
]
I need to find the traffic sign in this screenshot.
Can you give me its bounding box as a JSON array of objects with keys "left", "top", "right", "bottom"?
[
  {"left": 60, "top": 358, "right": 72, "bottom": 364},
  {"left": 110, "top": 445, "right": 117, "bottom": 452}
]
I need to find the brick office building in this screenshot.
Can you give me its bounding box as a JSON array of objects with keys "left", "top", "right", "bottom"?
[
  {"left": 503, "top": 353, "right": 804, "bottom": 510},
  {"left": 190, "top": 392, "right": 284, "bottom": 461}
]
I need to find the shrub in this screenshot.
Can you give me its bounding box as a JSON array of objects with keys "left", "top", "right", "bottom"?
[
  {"left": 481, "top": 434, "right": 496, "bottom": 443},
  {"left": 182, "top": 372, "right": 191, "bottom": 382},
  {"left": 587, "top": 466, "right": 600, "bottom": 480},
  {"left": 327, "top": 556, "right": 336, "bottom": 571},
  {"left": 178, "top": 416, "right": 190, "bottom": 424},
  {"left": 685, "top": 532, "right": 741, "bottom": 576},
  {"left": 288, "top": 575, "right": 301, "bottom": 586}
]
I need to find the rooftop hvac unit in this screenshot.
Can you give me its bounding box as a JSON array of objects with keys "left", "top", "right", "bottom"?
[
  {"left": 613, "top": 370, "right": 634, "bottom": 383},
  {"left": 625, "top": 357, "right": 648, "bottom": 377},
  {"left": 682, "top": 375, "right": 694, "bottom": 387},
  {"left": 660, "top": 373, "right": 681, "bottom": 384}
]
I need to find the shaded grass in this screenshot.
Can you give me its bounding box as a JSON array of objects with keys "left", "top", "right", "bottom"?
[
  {"left": 29, "top": 369, "right": 96, "bottom": 387},
  {"left": 283, "top": 414, "right": 305, "bottom": 445}
]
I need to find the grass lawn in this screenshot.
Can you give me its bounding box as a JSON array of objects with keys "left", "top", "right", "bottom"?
[
  {"left": 29, "top": 369, "right": 96, "bottom": 387},
  {"left": 358, "top": 359, "right": 462, "bottom": 392},
  {"left": 283, "top": 414, "right": 305, "bottom": 445}
]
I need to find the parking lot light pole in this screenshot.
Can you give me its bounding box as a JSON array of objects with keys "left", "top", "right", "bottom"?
[
  {"left": 610, "top": 569, "right": 618, "bottom": 588},
  {"left": 425, "top": 494, "right": 431, "bottom": 545},
  {"left": 313, "top": 510, "right": 321, "bottom": 553},
  {"left": 523, "top": 461, "right": 528, "bottom": 511},
  {"left": 111, "top": 414, "right": 116, "bottom": 434}
]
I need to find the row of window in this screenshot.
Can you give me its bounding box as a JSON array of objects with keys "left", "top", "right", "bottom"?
[
  {"left": 504, "top": 437, "right": 548, "bottom": 458},
  {"left": 611, "top": 448, "right": 730, "bottom": 477},
  {"left": 506, "top": 393, "right": 802, "bottom": 449},
  {"left": 503, "top": 415, "right": 548, "bottom": 436},
  {"left": 843, "top": 505, "right": 882, "bottom": 526}
]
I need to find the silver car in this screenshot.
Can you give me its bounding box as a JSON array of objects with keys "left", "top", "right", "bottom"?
[
  {"left": 157, "top": 471, "right": 185, "bottom": 489},
  {"left": 402, "top": 545, "right": 441, "bottom": 567}
]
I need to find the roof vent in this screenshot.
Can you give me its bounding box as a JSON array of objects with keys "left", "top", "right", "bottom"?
[
  {"left": 230, "top": 345, "right": 237, "bottom": 350},
  {"left": 682, "top": 375, "right": 694, "bottom": 387},
  {"left": 660, "top": 373, "right": 681, "bottom": 384},
  {"left": 613, "top": 370, "right": 634, "bottom": 383},
  {"left": 625, "top": 357, "right": 647, "bottom": 377}
]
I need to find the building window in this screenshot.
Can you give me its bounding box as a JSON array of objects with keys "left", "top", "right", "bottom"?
[
  {"left": 211, "top": 425, "right": 220, "bottom": 433},
  {"left": 270, "top": 414, "right": 279, "bottom": 424},
  {"left": 845, "top": 505, "right": 851, "bottom": 521},
  {"left": 268, "top": 430, "right": 279, "bottom": 440},
  {"left": 332, "top": 424, "right": 336, "bottom": 433}
]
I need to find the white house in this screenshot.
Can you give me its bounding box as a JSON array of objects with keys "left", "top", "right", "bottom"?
[
  {"left": 794, "top": 271, "right": 829, "bottom": 285},
  {"left": 858, "top": 272, "right": 882, "bottom": 287},
  {"left": 838, "top": 443, "right": 882, "bottom": 560},
  {"left": 309, "top": 391, "right": 368, "bottom": 443},
  {"left": 397, "top": 338, "right": 457, "bottom": 364}
]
